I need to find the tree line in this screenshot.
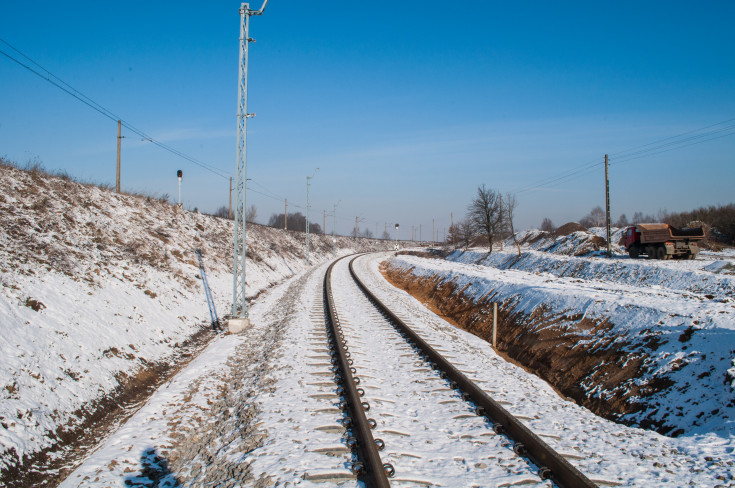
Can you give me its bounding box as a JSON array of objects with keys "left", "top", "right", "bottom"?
[{"left": 267, "top": 212, "right": 323, "bottom": 234}]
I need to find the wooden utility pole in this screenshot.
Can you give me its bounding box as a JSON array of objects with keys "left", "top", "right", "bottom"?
[
  {"left": 116, "top": 120, "right": 121, "bottom": 193},
  {"left": 605, "top": 154, "right": 612, "bottom": 257},
  {"left": 229, "top": 177, "right": 233, "bottom": 219},
  {"left": 284, "top": 199, "right": 288, "bottom": 230}
]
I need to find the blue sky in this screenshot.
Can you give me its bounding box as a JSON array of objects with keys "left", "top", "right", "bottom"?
[{"left": 1, "top": 1, "right": 734, "bottom": 236}]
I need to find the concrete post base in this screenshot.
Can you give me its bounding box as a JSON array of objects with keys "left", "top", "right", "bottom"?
[{"left": 227, "top": 317, "right": 251, "bottom": 334}]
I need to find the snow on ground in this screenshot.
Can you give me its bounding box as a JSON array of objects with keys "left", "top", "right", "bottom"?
[
  {"left": 0, "top": 161, "right": 391, "bottom": 479},
  {"left": 62, "top": 253, "right": 735, "bottom": 487},
  {"left": 385, "top": 238, "right": 735, "bottom": 440},
  {"left": 355, "top": 253, "right": 735, "bottom": 486}
]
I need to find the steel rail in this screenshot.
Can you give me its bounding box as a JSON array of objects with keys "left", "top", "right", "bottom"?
[
  {"left": 324, "top": 257, "right": 391, "bottom": 488},
  {"left": 348, "top": 256, "right": 597, "bottom": 488}
]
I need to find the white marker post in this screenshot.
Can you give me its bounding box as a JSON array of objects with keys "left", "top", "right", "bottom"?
[{"left": 493, "top": 302, "right": 498, "bottom": 348}]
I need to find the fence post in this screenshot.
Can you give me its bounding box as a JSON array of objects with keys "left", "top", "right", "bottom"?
[{"left": 493, "top": 302, "right": 497, "bottom": 348}]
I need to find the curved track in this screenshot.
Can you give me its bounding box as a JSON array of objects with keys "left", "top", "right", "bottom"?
[{"left": 324, "top": 254, "right": 597, "bottom": 487}]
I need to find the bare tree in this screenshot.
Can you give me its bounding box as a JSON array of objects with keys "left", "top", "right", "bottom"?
[
  {"left": 468, "top": 184, "right": 502, "bottom": 253},
  {"left": 540, "top": 217, "right": 555, "bottom": 232},
  {"left": 447, "top": 223, "right": 462, "bottom": 249},
  {"left": 580, "top": 206, "right": 605, "bottom": 228},
  {"left": 359, "top": 227, "right": 374, "bottom": 238},
  {"left": 459, "top": 218, "right": 474, "bottom": 249},
  {"left": 267, "top": 211, "right": 321, "bottom": 233},
  {"left": 615, "top": 214, "right": 629, "bottom": 228},
  {"left": 212, "top": 205, "right": 231, "bottom": 219},
  {"left": 505, "top": 193, "right": 521, "bottom": 256},
  {"left": 245, "top": 204, "right": 258, "bottom": 223},
  {"left": 381, "top": 230, "right": 391, "bottom": 240}
]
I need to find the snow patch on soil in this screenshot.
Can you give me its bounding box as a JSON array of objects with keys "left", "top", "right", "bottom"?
[
  {"left": 386, "top": 246, "right": 735, "bottom": 438},
  {"left": 0, "top": 162, "right": 392, "bottom": 480}
]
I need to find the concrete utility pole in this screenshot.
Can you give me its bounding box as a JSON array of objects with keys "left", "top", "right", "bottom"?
[
  {"left": 284, "top": 198, "right": 287, "bottom": 230},
  {"left": 605, "top": 154, "right": 612, "bottom": 258},
  {"left": 231, "top": 0, "right": 269, "bottom": 326},
  {"left": 116, "top": 120, "right": 122, "bottom": 193},
  {"left": 333, "top": 201, "right": 340, "bottom": 253}
]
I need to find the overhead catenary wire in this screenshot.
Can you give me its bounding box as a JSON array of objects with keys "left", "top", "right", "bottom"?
[{"left": 0, "top": 38, "right": 231, "bottom": 180}]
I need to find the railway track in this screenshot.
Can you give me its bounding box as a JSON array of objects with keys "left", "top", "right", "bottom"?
[{"left": 324, "top": 254, "right": 597, "bottom": 487}]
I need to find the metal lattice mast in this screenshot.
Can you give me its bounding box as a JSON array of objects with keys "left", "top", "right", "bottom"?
[
  {"left": 305, "top": 168, "right": 318, "bottom": 265},
  {"left": 232, "top": 1, "right": 268, "bottom": 318}
]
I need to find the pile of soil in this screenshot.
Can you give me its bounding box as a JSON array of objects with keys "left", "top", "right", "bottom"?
[{"left": 551, "top": 222, "right": 589, "bottom": 238}]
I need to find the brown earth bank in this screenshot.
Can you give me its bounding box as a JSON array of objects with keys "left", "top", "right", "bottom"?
[
  {"left": 0, "top": 326, "right": 216, "bottom": 488},
  {"left": 380, "top": 262, "right": 681, "bottom": 436}
]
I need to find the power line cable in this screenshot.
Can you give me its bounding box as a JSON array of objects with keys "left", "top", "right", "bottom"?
[
  {"left": 609, "top": 118, "right": 735, "bottom": 160},
  {"left": 514, "top": 117, "right": 735, "bottom": 195},
  {"left": 0, "top": 38, "right": 232, "bottom": 179}
]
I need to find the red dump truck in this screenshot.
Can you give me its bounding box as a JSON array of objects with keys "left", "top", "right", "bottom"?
[{"left": 624, "top": 224, "right": 705, "bottom": 260}]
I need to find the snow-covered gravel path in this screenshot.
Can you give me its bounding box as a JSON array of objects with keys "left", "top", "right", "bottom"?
[{"left": 59, "top": 252, "right": 735, "bottom": 487}]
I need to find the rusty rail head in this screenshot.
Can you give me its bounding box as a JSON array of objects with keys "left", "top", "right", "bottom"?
[
  {"left": 325, "top": 257, "right": 391, "bottom": 488},
  {"left": 348, "top": 256, "right": 597, "bottom": 488}
]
